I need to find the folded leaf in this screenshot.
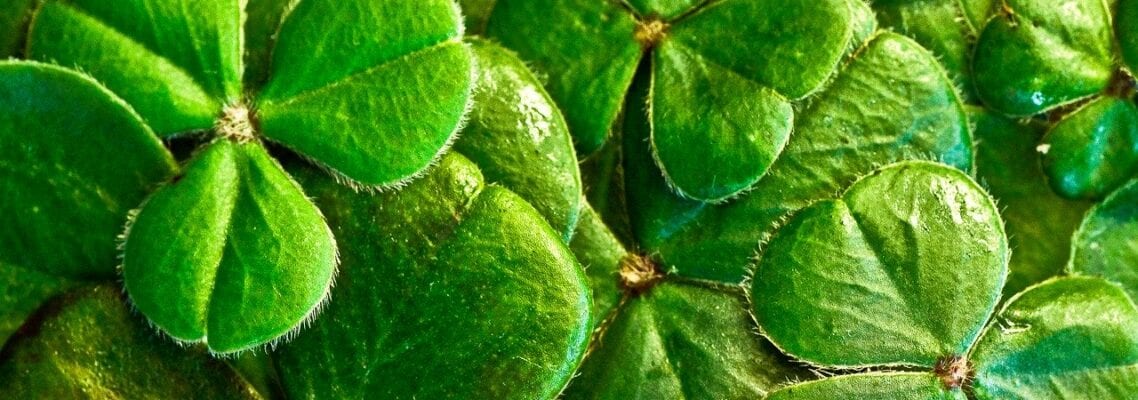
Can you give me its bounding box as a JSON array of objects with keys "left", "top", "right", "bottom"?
[
  {"left": 275, "top": 154, "right": 591, "bottom": 399},
  {"left": 752, "top": 161, "right": 1006, "bottom": 367},
  {"left": 0, "top": 285, "right": 260, "bottom": 399},
  {"left": 122, "top": 140, "right": 337, "bottom": 354},
  {"left": 973, "top": 0, "right": 1114, "bottom": 115},
  {"left": 1041, "top": 96, "right": 1138, "bottom": 199},
  {"left": 0, "top": 61, "right": 176, "bottom": 279}
]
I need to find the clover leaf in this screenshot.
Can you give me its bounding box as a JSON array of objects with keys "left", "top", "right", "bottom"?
[
  {"left": 754, "top": 161, "right": 1138, "bottom": 399},
  {"left": 485, "top": 0, "right": 857, "bottom": 201},
  {"left": 1, "top": 0, "right": 475, "bottom": 353},
  {"left": 269, "top": 40, "right": 589, "bottom": 399},
  {"left": 972, "top": 0, "right": 1138, "bottom": 199},
  {"left": 0, "top": 285, "right": 261, "bottom": 399},
  {"left": 1069, "top": 178, "right": 1138, "bottom": 301}
]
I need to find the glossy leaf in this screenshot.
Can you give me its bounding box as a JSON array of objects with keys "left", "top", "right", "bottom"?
[
  {"left": 971, "top": 277, "right": 1138, "bottom": 399},
  {"left": 972, "top": 0, "right": 1114, "bottom": 115},
  {"left": 0, "top": 285, "right": 260, "bottom": 399},
  {"left": 1121, "top": 0, "right": 1138, "bottom": 71},
  {"left": 122, "top": 140, "right": 337, "bottom": 354},
  {"left": 486, "top": 0, "right": 641, "bottom": 154},
  {"left": 0, "top": 61, "right": 176, "bottom": 279},
  {"left": 1069, "top": 179, "right": 1138, "bottom": 301},
  {"left": 972, "top": 109, "right": 1091, "bottom": 296},
  {"left": 27, "top": 0, "right": 241, "bottom": 134},
  {"left": 626, "top": 33, "right": 972, "bottom": 283},
  {"left": 275, "top": 154, "right": 591, "bottom": 400},
  {"left": 765, "top": 372, "right": 965, "bottom": 400},
  {"left": 564, "top": 283, "right": 808, "bottom": 399},
  {"left": 0, "top": 0, "right": 35, "bottom": 57},
  {"left": 1041, "top": 96, "right": 1138, "bottom": 199},
  {"left": 752, "top": 161, "right": 1006, "bottom": 368},
  {"left": 650, "top": 41, "right": 793, "bottom": 201},
  {"left": 452, "top": 40, "right": 582, "bottom": 239}
]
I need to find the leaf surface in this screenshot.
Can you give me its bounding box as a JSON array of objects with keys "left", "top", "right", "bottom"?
[
  {"left": 1041, "top": 96, "right": 1138, "bottom": 199},
  {"left": 1069, "top": 179, "right": 1138, "bottom": 301},
  {"left": 765, "top": 372, "right": 965, "bottom": 400}
]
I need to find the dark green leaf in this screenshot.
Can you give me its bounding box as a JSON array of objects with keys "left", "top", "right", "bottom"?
[
  {"left": 626, "top": 33, "right": 971, "bottom": 283},
  {"left": 765, "top": 372, "right": 965, "bottom": 400},
  {"left": 0, "top": 262, "right": 73, "bottom": 346},
  {"left": 452, "top": 39, "right": 582, "bottom": 239},
  {"left": 122, "top": 140, "right": 337, "bottom": 354},
  {"left": 625, "top": 0, "right": 701, "bottom": 20},
  {"left": 972, "top": 0, "right": 1114, "bottom": 115},
  {"left": 564, "top": 283, "right": 808, "bottom": 399},
  {"left": 0, "top": 0, "right": 35, "bottom": 57},
  {"left": 650, "top": 41, "right": 793, "bottom": 201},
  {"left": 275, "top": 154, "right": 591, "bottom": 399},
  {"left": 1120, "top": 0, "right": 1138, "bottom": 72},
  {"left": 1068, "top": 179, "right": 1138, "bottom": 301},
  {"left": 752, "top": 161, "right": 1006, "bottom": 367},
  {"left": 972, "top": 109, "right": 1092, "bottom": 297},
  {"left": 971, "top": 277, "right": 1138, "bottom": 399},
  {"left": 1041, "top": 96, "right": 1138, "bottom": 199},
  {"left": 27, "top": 0, "right": 242, "bottom": 134},
  {"left": 0, "top": 61, "right": 176, "bottom": 279},
  {"left": 486, "top": 0, "right": 641, "bottom": 154},
  {"left": 243, "top": 0, "right": 292, "bottom": 89},
  {"left": 568, "top": 204, "right": 627, "bottom": 324},
  {"left": 0, "top": 285, "right": 260, "bottom": 399}
]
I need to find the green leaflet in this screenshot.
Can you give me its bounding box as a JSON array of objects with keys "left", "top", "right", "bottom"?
[
  {"left": 568, "top": 204, "right": 626, "bottom": 322},
  {"left": 625, "top": 32, "right": 971, "bottom": 283},
  {"left": 274, "top": 154, "right": 591, "bottom": 400},
  {"left": 765, "top": 373, "right": 964, "bottom": 400},
  {"left": 1041, "top": 96, "right": 1138, "bottom": 199},
  {"left": 0, "top": 61, "right": 177, "bottom": 279},
  {"left": 488, "top": 0, "right": 853, "bottom": 201},
  {"left": 872, "top": 0, "right": 995, "bottom": 101},
  {"left": 752, "top": 162, "right": 1138, "bottom": 399},
  {"left": 243, "top": 0, "right": 293, "bottom": 89},
  {"left": 452, "top": 39, "right": 582, "bottom": 240},
  {"left": 563, "top": 283, "right": 809, "bottom": 399},
  {"left": 27, "top": 0, "right": 236, "bottom": 134},
  {"left": 122, "top": 140, "right": 337, "bottom": 354},
  {"left": 1069, "top": 179, "right": 1138, "bottom": 301},
  {"left": 0, "top": 285, "right": 261, "bottom": 399},
  {"left": 972, "top": 0, "right": 1115, "bottom": 116},
  {"left": 972, "top": 109, "right": 1092, "bottom": 297},
  {"left": 752, "top": 162, "right": 1007, "bottom": 367},
  {"left": 971, "top": 277, "right": 1138, "bottom": 399},
  {"left": 0, "top": 0, "right": 35, "bottom": 57}
]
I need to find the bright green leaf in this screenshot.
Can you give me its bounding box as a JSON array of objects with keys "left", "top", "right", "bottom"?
[
  {"left": 0, "top": 61, "right": 176, "bottom": 279},
  {"left": 122, "top": 140, "right": 337, "bottom": 354},
  {"left": 1069, "top": 179, "right": 1138, "bottom": 301},
  {"left": 486, "top": 0, "right": 641, "bottom": 154},
  {"left": 257, "top": 41, "right": 473, "bottom": 187},
  {"left": 1041, "top": 96, "right": 1138, "bottom": 199},
  {"left": 27, "top": 0, "right": 242, "bottom": 134},
  {"left": 626, "top": 33, "right": 971, "bottom": 283},
  {"left": 972, "top": 109, "right": 1092, "bottom": 297},
  {"left": 971, "top": 277, "right": 1138, "bottom": 399},
  {"left": 752, "top": 161, "right": 1006, "bottom": 367},
  {"left": 452, "top": 39, "right": 582, "bottom": 239},
  {"left": 650, "top": 41, "right": 793, "bottom": 202},
  {"left": 0, "top": 285, "right": 261, "bottom": 399},
  {"left": 275, "top": 154, "right": 591, "bottom": 400},
  {"left": 564, "top": 283, "right": 808, "bottom": 399},
  {"left": 972, "top": 0, "right": 1114, "bottom": 116},
  {"left": 625, "top": 0, "right": 702, "bottom": 20},
  {"left": 765, "top": 372, "right": 965, "bottom": 400}
]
